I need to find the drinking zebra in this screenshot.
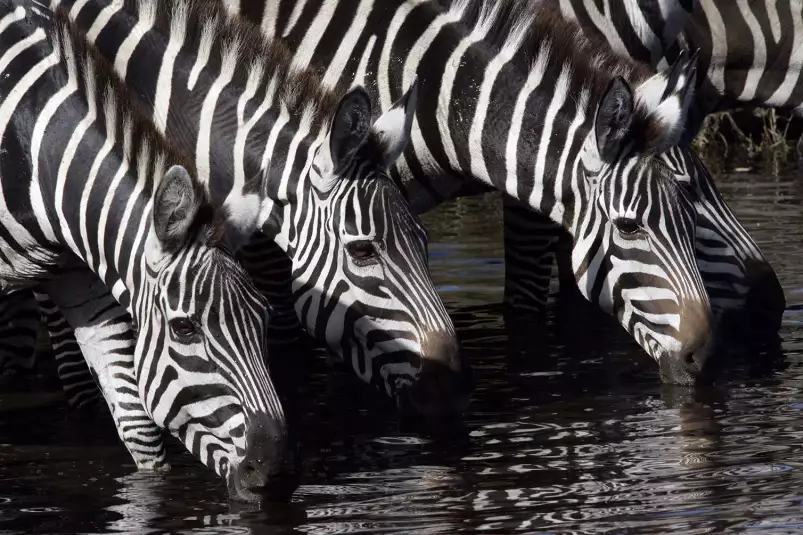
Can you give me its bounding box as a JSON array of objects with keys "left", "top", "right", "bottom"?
[
  {"left": 0, "top": 2, "right": 293, "bottom": 501},
  {"left": 504, "top": 0, "right": 785, "bottom": 332},
  {"left": 214, "top": 0, "right": 716, "bottom": 383},
  {"left": 23, "top": 0, "right": 472, "bottom": 418}
]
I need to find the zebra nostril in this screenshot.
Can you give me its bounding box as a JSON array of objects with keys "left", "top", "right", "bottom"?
[{"left": 681, "top": 351, "right": 700, "bottom": 374}]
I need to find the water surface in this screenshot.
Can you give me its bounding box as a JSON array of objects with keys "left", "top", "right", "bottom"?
[{"left": 2, "top": 159, "right": 803, "bottom": 534}]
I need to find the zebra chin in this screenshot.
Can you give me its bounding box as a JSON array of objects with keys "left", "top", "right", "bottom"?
[
  {"left": 645, "top": 308, "right": 715, "bottom": 385},
  {"left": 366, "top": 332, "right": 473, "bottom": 418},
  {"left": 223, "top": 413, "right": 300, "bottom": 504},
  {"left": 714, "top": 258, "right": 786, "bottom": 336}
]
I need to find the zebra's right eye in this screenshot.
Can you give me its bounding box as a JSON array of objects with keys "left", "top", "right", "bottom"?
[
  {"left": 614, "top": 218, "right": 641, "bottom": 236},
  {"left": 346, "top": 240, "right": 377, "bottom": 261},
  {"left": 170, "top": 317, "right": 198, "bottom": 339}
]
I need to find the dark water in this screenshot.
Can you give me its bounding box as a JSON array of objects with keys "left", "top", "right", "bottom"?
[{"left": 3, "top": 160, "right": 803, "bottom": 534}]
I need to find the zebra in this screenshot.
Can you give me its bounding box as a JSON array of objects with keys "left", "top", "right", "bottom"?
[
  {"left": 206, "top": 0, "right": 717, "bottom": 384},
  {"left": 28, "top": 0, "right": 473, "bottom": 418},
  {"left": 500, "top": 0, "right": 785, "bottom": 334},
  {"left": 0, "top": 3, "right": 295, "bottom": 502}
]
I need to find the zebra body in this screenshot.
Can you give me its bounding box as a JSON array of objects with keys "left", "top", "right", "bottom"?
[
  {"left": 0, "top": 3, "right": 296, "bottom": 502},
  {"left": 673, "top": 0, "right": 803, "bottom": 123},
  {"left": 557, "top": 0, "right": 698, "bottom": 69},
  {"left": 38, "top": 0, "right": 470, "bottom": 418}
]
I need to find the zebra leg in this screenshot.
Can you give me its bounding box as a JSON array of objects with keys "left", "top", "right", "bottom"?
[
  {"left": 501, "top": 197, "right": 563, "bottom": 316},
  {"left": 32, "top": 291, "right": 100, "bottom": 410},
  {"left": 0, "top": 290, "right": 41, "bottom": 377},
  {"left": 41, "top": 267, "right": 168, "bottom": 471}
]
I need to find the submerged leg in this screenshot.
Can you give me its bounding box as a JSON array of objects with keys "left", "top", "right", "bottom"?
[{"left": 501, "top": 197, "right": 563, "bottom": 316}]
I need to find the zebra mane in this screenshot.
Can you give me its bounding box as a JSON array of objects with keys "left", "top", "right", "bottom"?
[
  {"left": 52, "top": 18, "right": 226, "bottom": 245},
  {"left": 447, "top": 0, "right": 688, "bottom": 153},
  {"left": 128, "top": 0, "right": 341, "bottom": 134}
]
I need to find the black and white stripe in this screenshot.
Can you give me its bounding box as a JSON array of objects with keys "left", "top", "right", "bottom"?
[
  {"left": 0, "top": 2, "right": 295, "bottom": 502},
  {"left": 43, "top": 0, "right": 469, "bottom": 416},
  {"left": 672, "top": 0, "right": 803, "bottom": 125},
  {"left": 220, "top": 0, "right": 721, "bottom": 383},
  {"left": 557, "top": 0, "right": 698, "bottom": 69}
]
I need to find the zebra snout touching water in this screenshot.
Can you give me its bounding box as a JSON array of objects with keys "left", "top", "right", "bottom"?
[
  {"left": 0, "top": 4, "right": 296, "bottom": 503},
  {"left": 230, "top": 412, "right": 297, "bottom": 502}
]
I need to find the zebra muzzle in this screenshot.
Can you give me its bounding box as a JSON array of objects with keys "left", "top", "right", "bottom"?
[
  {"left": 403, "top": 350, "right": 474, "bottom": 418},
  {"left": 228, "top": 413, "right": 299, "bottom": 503},
  {"left": 660, "top": 304, "right": 714, "bottom": 384}
]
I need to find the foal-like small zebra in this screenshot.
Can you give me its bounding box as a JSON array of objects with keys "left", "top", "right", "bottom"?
[{"left": 0, "top": 3, "right": 292, "bottom": 502}]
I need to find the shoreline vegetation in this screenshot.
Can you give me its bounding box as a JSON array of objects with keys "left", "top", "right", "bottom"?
[{"left": 692, "top": 108, "right": 803, "bottom": 168}]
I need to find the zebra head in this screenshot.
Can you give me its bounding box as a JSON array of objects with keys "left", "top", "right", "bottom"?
[
  {"left": 659, "top": 148, "right": 785, "bottom": 335},
  {"left": 285, "top": 80, "right": 470, "bottom": 416},
  {"left": 575, "top": 53, "right": 714, "bottom": 384},
  {"left": 137, "top": 165, "right": 296, "bottom": 503}
]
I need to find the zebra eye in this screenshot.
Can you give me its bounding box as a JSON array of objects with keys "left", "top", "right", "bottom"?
[
  {"left": 170, "top": 317, "right": 197, "bottom": 339},
  {"left": 346, "top": 240, "right": 377, "bottom": 261},
  {"left": 614, "top": 218, "right": 641, "bottom": 236}
]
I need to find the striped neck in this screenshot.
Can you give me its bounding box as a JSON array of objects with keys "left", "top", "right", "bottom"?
[
  {"left": 358, "top": 0, "right": 652, "bottom": 229},
  {"left": 52, "top": 0, "right": 338, "bottom": 249},
  {"left": 0, "top": 11, "right": 194, "bottom": 315}
]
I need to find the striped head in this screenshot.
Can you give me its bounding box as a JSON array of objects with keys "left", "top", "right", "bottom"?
[
  {"left": 136, "top": 166, "right": 296, "bottom": 503},
  {"left": 574, "top": 53, "right": 714, "bottom": 384},
  {"left": 279, "top": 80, "right": 470, "bottom": 417},
  {"left": 659, "top": 148, "right": 785, "bottom": 335}
]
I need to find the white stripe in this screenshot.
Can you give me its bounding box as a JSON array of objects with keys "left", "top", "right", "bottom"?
[
  {"left": 736, "top": 0, "right": 766, "bottom": 102},
  {"left": 0, "top": 31, "right": 53, "bottom": 247},
  {"left": 86, "top": 0, "right": 122, "bottom": 43},
  {"left": 152, "top": 2, "right": 188, "bottom": 133},
  {"left": 322, "top": 0, "right": 373, "bottom": 89},
  {"left": 112, "top": 1, "right": 156, "bottom": 80}
]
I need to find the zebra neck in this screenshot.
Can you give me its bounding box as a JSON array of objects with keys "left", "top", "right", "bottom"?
[
  {"left": 250, "top": 0, "right": 632, "bottom": 228},
  {"left": 53, "top": 0, "right": 334, "bottom": 246},
  {"left": 0, "top": 8, "right": 181, "bottom": 316}
]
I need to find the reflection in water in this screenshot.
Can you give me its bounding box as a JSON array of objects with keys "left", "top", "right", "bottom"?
[{"left": 2, "top": 164, "right": 803, "bottom": 534}]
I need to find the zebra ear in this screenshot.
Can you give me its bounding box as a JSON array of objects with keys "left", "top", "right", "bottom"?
[
  {"left": 594, "top": 76, "right": 634, "bottom": 162},
  {"left": 369, "top": 76, "right": 418, "bottom": 168},
  {"left": 153, "top": 165, "right": 203, "bottom": 253},
  {"left": 328, "top": 86, "right": 373, "bottom": 168},
  {"left": 311, "top": 86, "right": 373, "bottom": 192}
]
